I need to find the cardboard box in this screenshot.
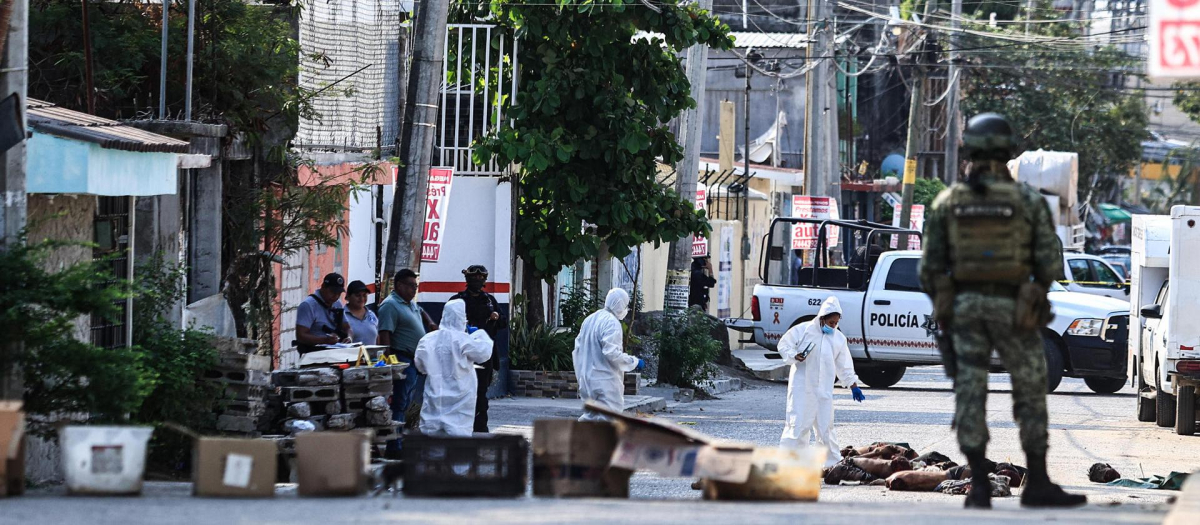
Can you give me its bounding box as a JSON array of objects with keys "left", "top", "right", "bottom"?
[
  {"left": 584, "top": 402, "right": 755, "bottom": 484},
  {"left": 295, "top": 430, "right": 372, "bottom": 497},
  {"left": 532, "top": 419, "right": 631, "bottom": 498},
  {"left": 193, "top": 437, "right": 278, "bottom": 497},
  {"left": 0, "top": 401, "right": 26, "bottom": 497}
]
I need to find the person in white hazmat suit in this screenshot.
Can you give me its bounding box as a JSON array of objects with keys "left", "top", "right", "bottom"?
[
  {"left": 573, "top": 288, "right": 645, "bottom": 421},
  {"left": 778, "top": 296, "right": 866, "bottom": 467},
  {"left": 415, "top": 299, "right": 494, "bottom": 436}
]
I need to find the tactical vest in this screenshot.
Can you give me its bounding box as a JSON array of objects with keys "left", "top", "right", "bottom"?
[{"left": 946, "top": 182, "right": 1033, "bottom": 284}]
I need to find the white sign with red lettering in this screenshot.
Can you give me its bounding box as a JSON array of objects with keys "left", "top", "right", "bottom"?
[
  {"left": 890, "top": 203, "right": 925, "bottom": 250},
  {"left": 1149, "top": 0, "right": 1200, "bottom": 79},
  {"left": 791, "top": 196, "right": 839, "bottom": 250},
  {"left": 692, "top": 188, "right": 709, "bottom": 258},
  {"left": 421, "top": 167, "right": 454, "bottom": 262}
]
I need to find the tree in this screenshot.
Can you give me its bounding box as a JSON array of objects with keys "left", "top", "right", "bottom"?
[
  {"left": 473, "top": 0, "right": 733, "bottom": 324},
  {"left": 958, "top": 23, "right": 1147, "bottom": 204}
]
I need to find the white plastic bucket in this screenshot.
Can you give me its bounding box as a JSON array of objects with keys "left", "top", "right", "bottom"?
[{"left": 60, "top": 425, "right": 154, "bottom": 495}]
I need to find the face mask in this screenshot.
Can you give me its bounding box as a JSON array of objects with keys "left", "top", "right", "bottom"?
[
  {"left": 467, "top": 280, "right": 485, "bottom": 292},
  {"left": 822, "top": 325, "right": 834, "bottom": 335}
]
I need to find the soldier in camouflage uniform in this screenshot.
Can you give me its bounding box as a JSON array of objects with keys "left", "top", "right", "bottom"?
[{"left": 919, "top": 113, "right": 1086, "bottom": 509}]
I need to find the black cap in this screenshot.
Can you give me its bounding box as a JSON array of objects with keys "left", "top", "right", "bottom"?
[
  {"left": 347, "top": 280, "right": 369, "bottom": 295},
  {"left": 321, "top": 272, "right": 346, "bottom": 292}
]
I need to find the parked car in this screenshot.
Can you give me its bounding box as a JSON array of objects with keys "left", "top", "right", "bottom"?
[{"left": 1062, "top": 252, "right": 1130, "bottom": 300}]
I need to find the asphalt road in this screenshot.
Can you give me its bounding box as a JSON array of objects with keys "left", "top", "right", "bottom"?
[{"left": 6, "top": 367, "right": 1193, "bottom": 524}]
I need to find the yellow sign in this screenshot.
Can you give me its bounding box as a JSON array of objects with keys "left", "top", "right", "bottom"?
[{"left": 903, "top": 159, "right": 918, "bottom": 184}]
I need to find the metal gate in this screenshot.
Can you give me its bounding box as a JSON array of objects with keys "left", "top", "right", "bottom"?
[
  {"left": 92, "top": 196, "right": 134, "bottom": 349},
  {"left": 438, "top": 24, "right": 517, "bottom": 177}
]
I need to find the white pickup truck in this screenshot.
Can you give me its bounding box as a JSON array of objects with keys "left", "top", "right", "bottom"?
[
  {"left": 725, "top": 218, "right": 1131, "bottom": 393},
  {"left": 1129, "top": 207, "right": 1200, "bottom": 436}
]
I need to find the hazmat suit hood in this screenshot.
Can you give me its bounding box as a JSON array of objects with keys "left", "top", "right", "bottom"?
[
  {"left": 817, "top": 296, "right": 843, "bottom": 319},
  {"left": 574, "top": 288, "right": 640, "bottom": 421},
  {"left": 414, "top": 299, "right": 493, "bottom": 437},
  {"left": 440, "top": 298, "right": 468, "bottom": 332},
  {"left": 604, "top": 288, "right": 631, "bottom": 321}
]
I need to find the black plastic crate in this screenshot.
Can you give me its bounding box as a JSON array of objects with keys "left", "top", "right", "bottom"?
[{"left": 401, "top": 434, "right": 529, "bottom": 497}]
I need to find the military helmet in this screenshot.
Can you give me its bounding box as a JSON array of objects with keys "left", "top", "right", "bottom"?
[{"left": 962, "top": 113, "right": 1017, "bottom": 162}]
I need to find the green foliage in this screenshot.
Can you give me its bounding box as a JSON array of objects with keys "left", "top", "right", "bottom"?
[
  {"left": 509, "top": 295, "right": 575, "bottom": 371},
  {"left": 960, "top": 26, "right": 1148, "bottom": 203},
  {"left": 880, "top": 177, "right": 945, "bottom": 223},
  {"left": 559, "top": 282, "right": 604, "bottom": 328},
  {"left": 30, "top": 0, "right": 308, "bottom": 133},
  {"left": 650, "top": 309, "right": 718, "bottom": 388},
  {"left": 131, "top": 255, "right": 219, "bottom": 470},
  {"left": 0, "top": 233, "right": 151, "bottom": 437},
  {"left": 473, "top": 0, "right": 735, "bottom": 280}
]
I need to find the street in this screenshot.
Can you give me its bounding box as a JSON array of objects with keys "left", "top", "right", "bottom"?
[{"left": 5, "top": 368, "right": 1191, "bottom": 525}]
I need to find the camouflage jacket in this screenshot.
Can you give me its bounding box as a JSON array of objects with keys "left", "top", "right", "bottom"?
[{"left": 918, "top": 165, "right": 1064, "bottom": 297}]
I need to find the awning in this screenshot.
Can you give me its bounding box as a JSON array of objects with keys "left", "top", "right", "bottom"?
[
  {"left": 1098, "top": 203, "right": 1132, "bottom": 223},
  {"left": 26, "top": 99, "right": 196, "bottom": 196}
]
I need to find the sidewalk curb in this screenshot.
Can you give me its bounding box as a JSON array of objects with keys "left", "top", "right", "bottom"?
[
  {"left": 625, "top": 396, "right": 667, "bottom": 413},
  {"left": 731, "top": 349, "right": 790, "bottom": 382},
  {"left": 1164, "top": 477, "right": 1200, "bottom": 525},
  {"left": 699, "top": 377, "right": 744, "bottom": 396}
]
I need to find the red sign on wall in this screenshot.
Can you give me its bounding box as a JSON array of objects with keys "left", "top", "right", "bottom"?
[
  {"left": 1150, "top": 0, "right": 1200, "bottom": 79},
  {"left": 421, "top": 168, "right": 454, "bottom": 262}
]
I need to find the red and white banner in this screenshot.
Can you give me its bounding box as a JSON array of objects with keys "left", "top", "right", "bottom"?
[
  {"left": 421, "top": 167, "right": 454, "bottom": 262},
  {"left": 692, "top": 188, "right": 709, "bottom": 258},
  {"left": 1149, "top": 0, "right": 1200, "bottom": 79},
  {"left": 791, "top": 196, "right": 839, "bottom": 250},
  {"left": 890, "top": 203, "right": 925, "bottom": 250}
]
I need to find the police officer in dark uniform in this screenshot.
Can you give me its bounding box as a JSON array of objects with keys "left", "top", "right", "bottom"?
[
  {"left": 920, "top": 113, "right": 1086, "bottom": 509},
  {"left": 450, "top": 265, "right": 507, "bottom": 432}
]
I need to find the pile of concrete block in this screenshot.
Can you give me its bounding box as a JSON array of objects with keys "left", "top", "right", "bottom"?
[
  {"left": 203, "top": 338, "right": 274, "bottom": 435},
  {"left": 270, "top": 364, "right": 406, "bottom": 445},
  {"left": 623, "top": 372, "right": 640, "bottom": 396}
]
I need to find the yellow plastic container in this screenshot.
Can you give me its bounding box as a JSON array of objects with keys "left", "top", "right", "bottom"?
[{"left": 703, "top": 446, "right": 827, "bottom": 501}]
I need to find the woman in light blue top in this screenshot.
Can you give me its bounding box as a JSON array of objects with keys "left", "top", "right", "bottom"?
[{"left": 345, "top": 280, "right": 379, "bottom": 345}]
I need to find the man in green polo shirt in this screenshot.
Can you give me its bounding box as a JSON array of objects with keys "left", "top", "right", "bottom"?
[{"left": 377, "top": 268, "right": 436, "bottom": 456}]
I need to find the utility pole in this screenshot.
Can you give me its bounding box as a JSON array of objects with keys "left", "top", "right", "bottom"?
[
  {"left": 944, "top": 0, "right": 962, "bottom": 185},
  {"left": 159, "top": 0, "right": 168, "bottom": 119},
  {"left": 1025, "top": 0, "right": 1035, "bottom": 35},
  {"left": 0, "top": 0, "right": 28, "bottom": 399},
  {"left": 384, "top": 0, "right": 450, "bottom": 279},
  {"left": 803, "top": 0, "right": 833, "bottom": 199},
  {"left": 899, "top": 0, "right": 936, "bottom": 249},
  {"left": 664, "top": 0, "right": 714, "bottom": 312}
]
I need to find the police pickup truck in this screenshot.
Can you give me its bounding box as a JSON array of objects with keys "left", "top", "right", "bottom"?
[{"left": 725, "top": 218, "right": 1131, "bottom": 393}]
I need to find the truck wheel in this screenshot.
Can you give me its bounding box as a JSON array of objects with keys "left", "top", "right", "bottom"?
[
  {"left": 1175, "top": 386, "right": 1196, "bottom": 436},
  {"left": 1043, "top": 338, "right": 1064, "bottom": 393},
  {"left": 856, "top": 365, "right": 907, "bottom": 389},
  {"left": 1084, "top": 376, "right": 1126, "bottom": 395},
  {"left": 1136, "top": 390, "right": 1157, "bottom": 422},
  {"left": 1156, "top": 389, "right": 1177, "bottom": 428}
]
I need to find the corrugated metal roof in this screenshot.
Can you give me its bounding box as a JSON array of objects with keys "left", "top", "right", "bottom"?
[
  {"left": 27, "top": 99, "right": 191, "bottom": 154},
  {"left": 728, "top": 32, "right": 809, "bottom": 49}
]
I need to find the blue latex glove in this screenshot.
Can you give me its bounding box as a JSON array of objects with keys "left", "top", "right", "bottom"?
[
  {"left": 467, "top": 325, "right": 479, "bottom": 334},
  {"left": 851, "top": 385, "right": 866, "bottom": 403},
  {"left": 635, "top": 359, "right": 646, "bottom": 371}
]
